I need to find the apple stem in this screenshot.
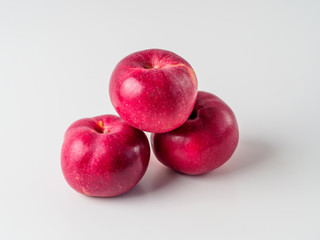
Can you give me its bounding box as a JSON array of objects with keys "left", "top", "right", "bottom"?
[{"left": 98, "top": 120, "right": 104, "bottom": 129}]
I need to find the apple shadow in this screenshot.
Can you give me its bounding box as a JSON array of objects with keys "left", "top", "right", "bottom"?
[
  {"left": 201, "top": 137, "right": 277, "bottom": 178},
  {"left": 121, "top": 156, "right": 179, "bottom": 198},
  {"left": 88, "top": 138, "right": 276, "bottom": 201},
  {"left": 87, "top": 155, "right": 179, "bottom": 201},
  {"left": 125, "top": 137, "right": 277, "bottom": 196}
]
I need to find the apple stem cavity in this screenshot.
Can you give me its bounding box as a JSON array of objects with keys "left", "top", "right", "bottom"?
[
  {"left": 95, "top": 120, "right": 111, "bottom": 134},
  {"left": 144, "top": 62, "right": 160, "bottom": 69},
  {"left": 188, "top": 109, "right": 197, "bottom": 120},
  {"left": 144, "top": 63, "right": 153, "bottom": 69}
]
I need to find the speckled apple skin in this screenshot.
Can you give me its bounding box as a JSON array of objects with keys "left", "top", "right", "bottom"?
[
  {"left": 151, "top": 91, "right": 239, "bottom": 175},
  {"left": 109, "top": 49, "right": 198, "bottom": 133},
  {"left": 61, "top": 115, "right": 150, "bottom": 197}
]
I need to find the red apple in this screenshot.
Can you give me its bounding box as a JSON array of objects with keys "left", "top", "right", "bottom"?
[
  {"left": 109, "top": 49, "right": 198, "bottom": 133},
  {"left": 151, "top": 91, "right": 239, "bottom": 175},
  {"left": 61, "top": 114, "right": 150, "bottom": 197}
]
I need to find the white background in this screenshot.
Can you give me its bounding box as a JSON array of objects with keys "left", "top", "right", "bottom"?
[{"left": 1, "top": 0, "right": 319, "bottom": 239}]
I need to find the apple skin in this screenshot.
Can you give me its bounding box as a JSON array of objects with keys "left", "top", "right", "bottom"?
[
  {"left": 151, "top": 91, "right": 239, "bottom": 175},
  {"left": 109, "top": 49, "right": 198, "bottom": 133},
  {"left": 61, "top": 114, "right": 150, "bottom": 197}
]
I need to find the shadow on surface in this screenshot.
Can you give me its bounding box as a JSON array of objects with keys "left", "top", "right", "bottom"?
[
  {"left": 121, "top": 138, "right": 277, "bottom": 197},
  {"left": 89, "top": 138, "right": 276, "bottom": 200},
  {"left": 124, "top": 160, "right": 178, "bottom": 198},
  {"left": 205, "top": 138, "right": 277, "bottom": 178},
  {"left": 90, "top": 155, "right": 179, "bottom": 200}
]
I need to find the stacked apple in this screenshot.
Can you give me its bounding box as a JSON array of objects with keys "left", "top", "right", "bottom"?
[{"left": 61, "top": 49, "right": 239, "bottom": 197}]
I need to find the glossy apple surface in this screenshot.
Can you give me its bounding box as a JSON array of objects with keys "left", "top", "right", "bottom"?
[
  {"left": 109, "top": 49, "right": 198, "bottom": 133},
  {"left": 61, "top": 114, "right": 150, "bottom": 197},
  {"left": 151, "top": 91, "right": 239, "bottom": 175}
]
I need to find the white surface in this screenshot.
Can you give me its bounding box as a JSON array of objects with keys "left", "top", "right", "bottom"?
[{"left": 1, "top": 0, "right": 319, "bottom": 239}]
